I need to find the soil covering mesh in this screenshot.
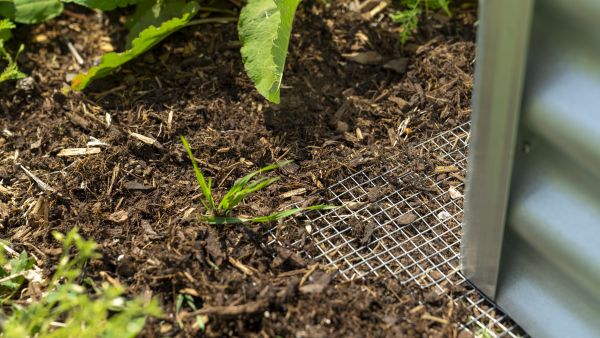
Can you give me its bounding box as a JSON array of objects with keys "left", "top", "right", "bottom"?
[{"left": 269, "top": 123, "right": 526, "bottom": 337}]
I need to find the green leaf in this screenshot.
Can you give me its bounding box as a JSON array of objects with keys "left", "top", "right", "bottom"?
[
  {"left": 71, "top": 1, "right": 198, "bottom": 90},
  {"left": 0, "top": 18, "right": 14, "bottom": 40},
  {"left": 61, "top": 0, "right": 140, "bottom": 11},
  {"left": 0, "top": 0, "right": 63, "bottom": 24},
  {"left": 180, "top": 135, "right": 215, "bottom": 211},
  {"left": 218, "top": 160, "right": 291, "bottom": 210},
  {"left": 207, "top": 204, "right": 336, "bottom": 224},
  {"left": 0, "top": 20, "right": 26, "bottom": 84},
  {"left": 238, "top": 0, "right": 301, "bottom": 103},
  {"left": 126, "top": 0, "right": 189, "bottom": 48},
  {"left": 248, "top": 204, "right": 336, "bottom": 223},
  {"left": 0, "top": 251, "right": 34, "bottom": 292}
]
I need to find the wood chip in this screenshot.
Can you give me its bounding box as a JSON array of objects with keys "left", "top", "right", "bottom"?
[
  {"left": 57, "top": 148, "right": 101, "bottom": 157},
  {"left": 141, "top": 220, "right": 161, "bottom": 239},
  {"left": 87, "top": 136, "right": 109, "bottom": 147},
  {"left": 345, "top": 201, "right": 365, "bottom": 211},
  {"left": 299, "top": 270, "right": 334, "bottom": 294},
  {"left": 279, "top": 188, "right": 306, "bottom": 199},
  {"left": 421, "top": 313, "right": 449, "bottom": 325},
  {"left": 450, "top": 172, "right": 465, "bottom": 182},
  {"left": 128, "top": 131, "right": 165, "bottom": 151},
  {"left": 356, "top": 128, "right": 364, "bottom": 140},
  {"left": 228, "top": 256, "right": 259, "bottom": 276},
  {"left": 66, "top": 112, "right": 91, "bottom": 130},
  {"left": 360, "top": 221, "right": 375, "bottom": 246},
  {"left": 180, "top": 288, "right": 200, "bottom": 297},
  {"left": 397, "top": 212, "right": 418, "bottom": 225},
  {"left": 434, "top": 165, "right": 459, "bottom": 174},
  {"left": 409, "top": 304, "right": 425, "bottom": 314},
  {"left": 0, "top": 184, "right": 13, "bottom": 196},
  {"left": 342, "top": 51, "right": 383, "bottom": 65},
  {"left": 383, "top": 58, "right": 409, "bottom": 73},
  {"left": 388, "top": 96, "right": 408, "bottom": 110},
  {"left": 362, "top": 1, "right": 387, "bottom": 20},
  {"left": 20, "top": 165, "right": 57, "bottom": 194},
  {"left": 107, "top": 210, "right": 128, "bottom": 224},
  {"left": 299, "top": 264, "right": 319, "bottom": 287},
  {"left": 123, "top": 181, "right": 154, "bottom": 191}
]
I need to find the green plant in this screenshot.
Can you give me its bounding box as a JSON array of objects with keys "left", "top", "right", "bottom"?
[
  {"left": 0, "top": 228, "right": 162, "bottom": 337},
  {"left": 0, "top": 0, "right": 303, "bottom": 103},
  {"left": 0, "top": 19, "right": 25, "bottom": 83},
  {"left": 181, "top": 136, "right": 334, "bottom": 224},
  {"left": 390, "top": 0, "right": 451, "bottom": 44},
  {"left": 238, "top": 0, "right": 301, "bottom": 104},
  {"left": 175, "top": 293, "right": 207, "bottom": 331},
  {"left": 0, "top": 247, "right": 35, "bottom": 303},
  {"left": 72, "top": 1, "right": 199, "bottom": 90}
]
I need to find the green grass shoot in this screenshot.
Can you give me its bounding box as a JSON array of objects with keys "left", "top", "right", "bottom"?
[{"left": 181, "top": 136, "right": 336, "bottom": 224}]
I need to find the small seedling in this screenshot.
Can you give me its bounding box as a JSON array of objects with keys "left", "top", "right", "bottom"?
[
  {"left": 390, "top": 0, "right": 452, "bottom": 44},
  {"left": 181, "top": 136, "right": 335, "bottom": 224},
  {"left": 0, "top": 228, "right": 161, "bottom": 337},
  {"left": 0, "top": 19, "right": 26, "bottom": 84}
]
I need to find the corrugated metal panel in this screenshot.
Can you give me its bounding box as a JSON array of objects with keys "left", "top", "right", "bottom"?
[{"left": 462, "top": 0, "right": 600, "bottom": 336}]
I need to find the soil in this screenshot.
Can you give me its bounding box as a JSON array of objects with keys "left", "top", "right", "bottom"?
[{"left": 0, "top": 1, "right": 477, "bottom": 337}]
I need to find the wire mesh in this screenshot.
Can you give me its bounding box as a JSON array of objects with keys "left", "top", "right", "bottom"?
[{"left": 267, "top": 122, "right": 525, "bottom": 337}]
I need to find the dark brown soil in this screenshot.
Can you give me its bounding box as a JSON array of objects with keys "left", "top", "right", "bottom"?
[{"left": 0, "top": 1, "right": 476, "bottom": 337}]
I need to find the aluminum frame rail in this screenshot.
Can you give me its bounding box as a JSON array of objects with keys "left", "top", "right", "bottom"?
[{"left": 462, "top": 0, "right": 600, "bottom": 337}]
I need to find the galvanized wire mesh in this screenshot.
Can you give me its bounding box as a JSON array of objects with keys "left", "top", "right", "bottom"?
[{"left": 268, "top": 123, "right": 525, "bottom": 337}]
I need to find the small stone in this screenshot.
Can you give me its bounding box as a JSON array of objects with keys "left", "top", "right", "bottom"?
[
  {"left": 449, "top": 186, "right": 463, "bottom": 199},
  {"left": 437, "top": 211, "right": 452, "bottom": 221}
]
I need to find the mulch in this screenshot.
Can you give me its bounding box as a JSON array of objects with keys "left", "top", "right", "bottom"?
[{"left": 0, "top": 1, "right": 477, "bottom": 336}]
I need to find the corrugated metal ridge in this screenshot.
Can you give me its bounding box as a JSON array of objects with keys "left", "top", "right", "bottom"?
[
  {"left": 493, "top": 0, "right": 600, "bottom": 335},
  {"left": 523, "top": 37, "right": 600, "bottom": 181},
  {"left": 497, "top": 230, "right": 600, "bottom": 338},
  {"left": 507, "top": 146, "right": 600, "bottom": 303}
]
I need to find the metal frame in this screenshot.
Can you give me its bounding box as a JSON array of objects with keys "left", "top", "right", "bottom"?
[{"left": 461, "top": 0, "right": 534, "bottom": 299}]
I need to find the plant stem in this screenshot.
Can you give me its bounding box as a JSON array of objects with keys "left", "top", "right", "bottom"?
[{"left": 186, "top": 17, "right": 238, "bottom": 27}]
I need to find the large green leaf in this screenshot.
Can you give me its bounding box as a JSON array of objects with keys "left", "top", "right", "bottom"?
[
  {"left": 238, "top": 0, "right": 301, "bottom": 104},
  {"left": 61, "top": 0, "right": 140, "bottom": 11},
  {"left": 71, "top": 1, "right": 198, "bottom": 91},
  {"left": 0, "top": 0, "right": 63, "bottom": 24},
  {"left": 126, "top": 0, "right": 189, "bottom": 47}
]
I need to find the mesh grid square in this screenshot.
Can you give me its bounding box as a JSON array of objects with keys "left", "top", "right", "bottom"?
[{"left": 268, "top": 123, "right": 525, "bottom": 337}]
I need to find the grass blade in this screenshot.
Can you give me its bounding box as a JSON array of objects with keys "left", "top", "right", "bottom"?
[
  {"left": 206, "top": 216, "right": 248, "bottom": 224},
  {"left": 217, "top": 160, "right": 292, "bottom": 210},
  {"left": 225, "top": 176, "right": 280, "bottom": 210},
  {"left": 180, "top": 136, "right": 215, "bottom": 210},
  {"left": 248, "top": 204, "right": 337, "bottom": 223}
]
